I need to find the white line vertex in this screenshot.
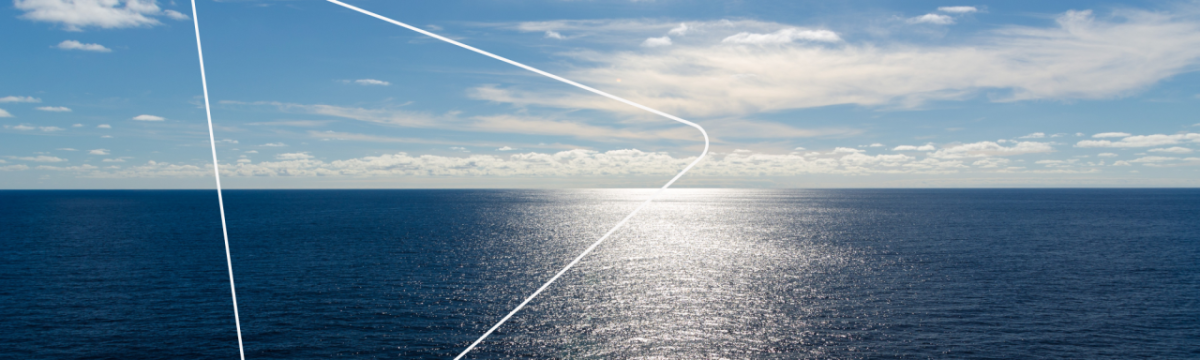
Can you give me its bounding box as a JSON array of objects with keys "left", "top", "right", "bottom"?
[
  {"left": 323, "top": 1, "right": 710, "bottom": 359},
  {"left": 191, "top": 1, "right": 246, "bottom": 359}
]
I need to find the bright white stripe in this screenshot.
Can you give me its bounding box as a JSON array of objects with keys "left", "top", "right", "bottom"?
[
  {"left": 324, "top": 1, "right": 710, "bottom": 358},
  {"left": 191, "top": 1, "right": 246, "bottom": 359}
]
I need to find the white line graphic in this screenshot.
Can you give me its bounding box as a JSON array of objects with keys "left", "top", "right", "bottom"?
[
  {"left": 324, "top": 1, "right": 709, "bottom": 358},
  {"left": 191, "top": 1, "right": 246, "bottom": 359}
]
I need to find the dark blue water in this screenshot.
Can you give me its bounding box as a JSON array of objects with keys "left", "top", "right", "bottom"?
[{"left": 2, "top": 189, "right": 1198, "bottom": 359}]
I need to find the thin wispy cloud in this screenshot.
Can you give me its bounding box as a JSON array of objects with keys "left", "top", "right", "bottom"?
[
  {"left": 56, "top": 40, "right": 111, "bottom": 52},
  {"left": 908, "top": 13, "right": 955, "bottom": 25},
  {"left": 132, "top": 114, "right": 164, "bottom": 121},
  {"left": 353, "top": 79, "right": 390, "bottom": 86},
  {"left": 36, "top": 106, "right": 71, "bottom": 112},
  {"left": 938, "top": 6, "right": 979, "bottom": 14},
  {"left": 0, "top": 96, "right": 40, "bottom": 103},
  {"left": 480, "top": 9, "right": 1200, "bottom": 118}
]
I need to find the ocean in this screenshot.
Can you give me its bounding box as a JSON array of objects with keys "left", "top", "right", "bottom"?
[{"left": 1, "top": 189, "right": 1198, "bottom": 359}]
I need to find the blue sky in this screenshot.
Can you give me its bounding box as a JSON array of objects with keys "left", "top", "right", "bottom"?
[{"left": 2, "top": 0, "right": 1199, "bottom": 188}]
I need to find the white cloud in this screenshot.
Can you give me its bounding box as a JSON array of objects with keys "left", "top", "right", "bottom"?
[
  {"left": 1076, "top": 133, "right": 1200, "bottom": 148},
  {"left": 0, "top": 165, "right": 31, "bottom": 171},
  {"left": 8, "top": 124, "right": 35, "bottom": 130},
  {"left": 72, "top": 124, "right": 83, "bottom": 127},
  {"left": 102, "top": 158, "right": 125, "bottom": 162},
  {"left": 668, "top": 23, "right": 689, "bottom": 36},
  {"left": 480, "top": 10, "right": 1200, "bottom": 118},
  {"left": 497, "top": 146, "right": 515, "bottom": 151},
  {"left": 450, "top": 146, "right": 469, "bottom": 152},
  {"left": 88, "top": 149, "right": 109, "bottom": 155},
  {"left": 1149, "top": 146, "right": 1193, "bottom": 154},
  {"left": 1097, "top": 152, "right": 1118, "bottom": 157},
  {"left": 908, "top": 13, "right": 955, "bottom": 25},
  {"left": 1093, "top": 132, "right": 1131, "bottom": 138},
  {"left": 14, "top": 0, "right": 188, "bottom": 31},
  {"left": 893, "top": 143, "right": 936, "bottom": 151},
  {"left": 0, "top": 96, "right": 40, "bottom": 103},
  {"left": 276, "top": 152, "right": 312, "bottom": 160},
  {"left": 544, "top": 30, "right": 565, "bottom": 39},
  {"left": 132, "top": 114, "right": 164, "bottom": 121},
  {"left": 40, "top": 126, "right": 64, "bottom": 132},
  {"left": 938, "top": 6, "right": 979, "bottom": 14},
  {"left": 869, "top": 143, "right": 884, "bottom": 147},
  {"left": 36, "top": 106, "right": 71, "bottom": 112},
  {"left": 353, "top": 79, "right": 390, "bottom": 86},
  {"left": 793, "top": 147, "right": 806, "bottom": 151},
  {"left": 162, "top": 9, "right": 187, "bottom": 20},
  {"left": 97, "top": 124, "right": 111, "bottom": 128},
  {"left": 0, "top": 108, "right": 12, "bottom": 118},
  {"left": 218, "top": 139, "right": 238, "bottom": 144},
  {"left": 722, "top": 28, "right": 841, "bottom": 44},
  {"left": 1113, "top": 160, "right": 1132, "bottom": 166},
  {"left": 55, "top": 40, "right": 110, "bottom": 52},
  {"left": 930, "top": 141, "right": 1053, "bottom": 158},
  {"left": 245, "top": 150, "right": 258, "bottom": 154},
  {"left": 1019, "top": 132, "right": 1045, "bottom": 139},
  {"left": 832, "top": 147, "right": 864, "bottom": 153},
  {"left": 57, "top": 148, "right": 77, "bottom": 151},
  {"left": 261, "top": 143, "right": 287, "bottom": 147},
  {"left": 1130, "top": 156, "right": 1177, "bottom": 163},
  {"left": 641, "top": 36, "right": 672, "bottom": 47},
  {"left": 972, "top": 158, "right": 1010, "bottom": 168},
  {"left": 13, "top": 155, "right": 66, "bottom": 162}
]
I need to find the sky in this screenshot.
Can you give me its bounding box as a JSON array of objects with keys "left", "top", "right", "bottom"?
[{"left": 2, "top": 0, "right": 1199, "bottom": 189}]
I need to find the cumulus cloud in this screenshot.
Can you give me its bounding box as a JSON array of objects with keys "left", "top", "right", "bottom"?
[
  {"left": 276, "top": 152, "right": 312, "bottom": 160},
  {"left": 544, "top": 30, "right": 565, "bottom": 39},
  {"left": 55, "top": 40, "right": 110, "bottom": 52},
  {"left": 36, "top": 106, "right": 71, "bottom": 112},
  {"left": 261, "top": 143, "right": 287, "bottom": 147},
  {"left": 15, "top": 0, "right": 189, "bottom": 31},
  {"left": 1019, "top": 132, "right": 1045, "bottom": 139},
  {"left": 132, "top": 114, "right": 164, "bottom": 121},
  {"left": 1076, "top": 133, "right": 1200, "bottom": 148},
  {"left": 1093, "top": 132, "right": 1131, "bottom": 138},
  {"left": 869, "top": 143, "right": 884, "bottom": 147},
  {"left": 479, "top": 9, "right": 1200, "bottom": 118},
  {"left": 972, "top": 158, "right": 1010, "bottom": 168},
  {"left": 641, "top": 36, "right": 672, "bottom": 47},
  {"left": 668, "top": 23, "right": 689, "bottom": 36},
  {"left": 40, "top": 126, "right": 64, "bottom": 132},
  {"left": 908, "top": 13, "right": 955, "bottom": 25},
  {"left": 893, "top": 143, "right": 936, "bottom": 151},
  {"left": 938, "top": 6, "right": 979, "bottom": 14},
  {"left": 97, "top": 124, "right": 111, "bottom": 128},
  {"left": 72, "top": 124, "right": 83, "bottom": 127},
  {"left": 930, "top": 141, "right": 1053, "bottom": 158},
  {"left": 0, "top": 96, "right": 40, "bottom": 103},
  {"left": 88, "top": 149, "right": 109, "bottom": 155},
  {"left": 722, "top": 28, "right": 841, "bottom": 44},
  {"left": 1098, "top": 152, "right": 1118, "bottom": 157},
  {"left": 1149, "top": 147, "right": 1194, "bottom": 154},
  {"left": 353, "top": 79, "right": 390, "bottom": 86},
  {"left": 498, "top": 146, "right": 515, "bottom": 151},
  {"left": 0, "top": 108, "right": 12, "bottom": 118}
]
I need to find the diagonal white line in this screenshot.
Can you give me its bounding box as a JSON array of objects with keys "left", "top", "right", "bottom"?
[
  {"left": 191, "top": 1, "right": 246, "bottom": 359},
  {"left": 324, "top": 1, "right": 710, "bottom": 358}
]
